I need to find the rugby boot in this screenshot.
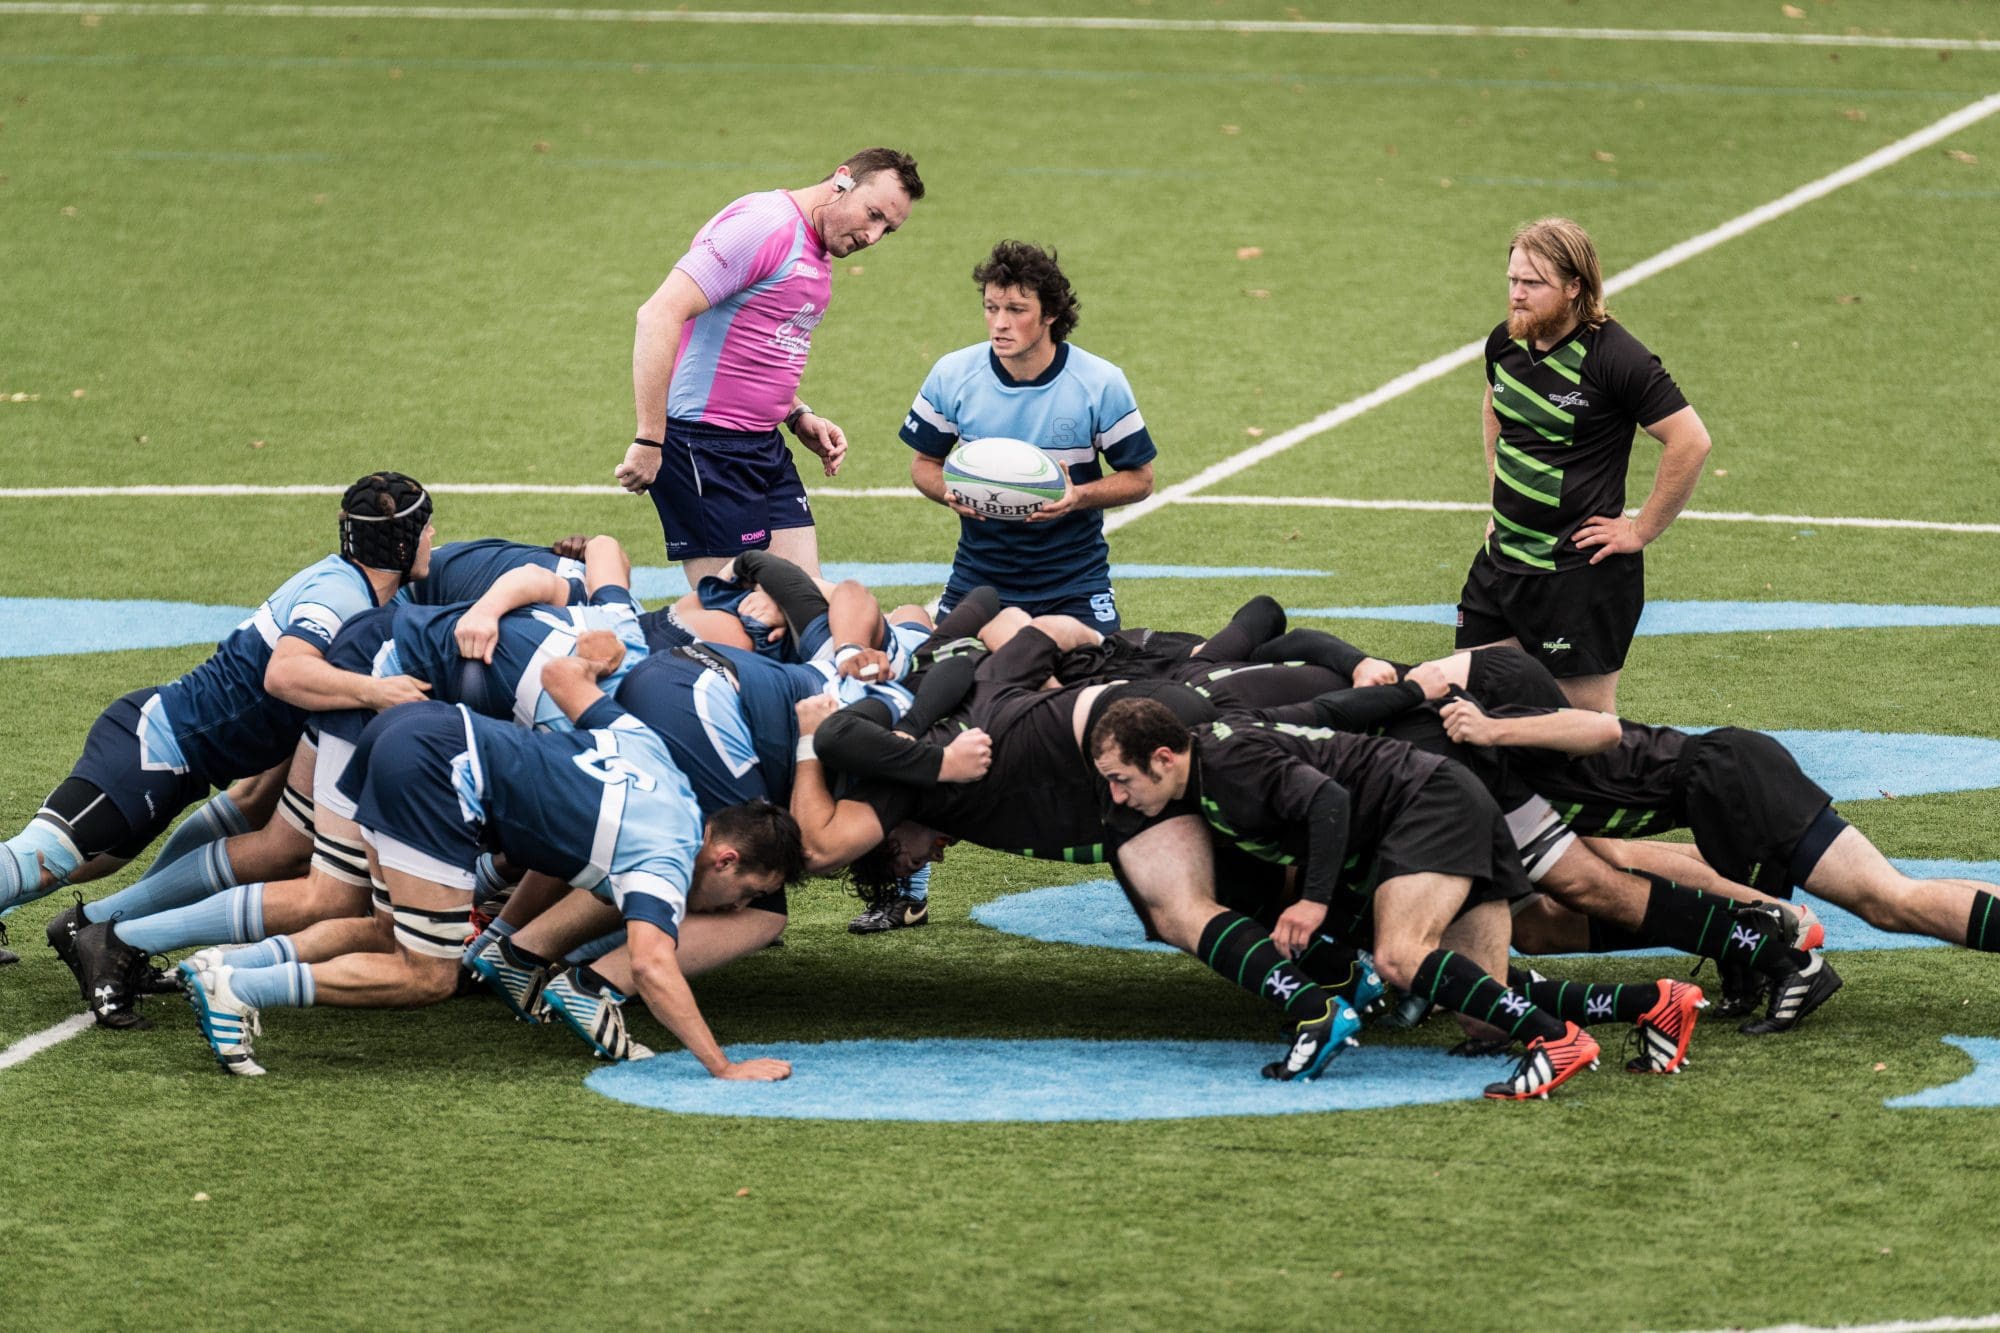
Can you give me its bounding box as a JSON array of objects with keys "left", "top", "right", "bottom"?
[
  {"left": 1372, "top": 988, "right": 1434, "bottom": 1031},
  {"left": 45, "top": 898, "right": 87, "bottom": 974},
  {"left": 848, "top": 893, "right": 929, "bottom": 935},
  {"left": 73, "top": 919, "right": 151, "bottom": 1030},
  {"left": 1484, "top": 1022, "right": 1601, "bottom": 1101},
  {"left": 1740, "top": 951, "right": 1842, "bottom": 1036},
  {"left": 1712, "top": 901, "right": 1796, "bottom": 1018},
  {"left": 1626, "top": 979, "right": 1707, "bottom": 1074},
  {"left": 542, "top": 968, "right": 651, "bottom": 1062},
  {"left": 0, "top": 919, "right": 17, "bottom": 966},
  {"left": 1446, "top": 1037, "right": 1516, "bottom": 1058},
  {"left": 181, "top": 963, "right": 265, "bottom": 1077},
  {"left": 1261, "top": 998, "right": 1362, "bottom": 1082},
  {"left": 465, "top": 937, "right": 551, "bottom": 1024}
]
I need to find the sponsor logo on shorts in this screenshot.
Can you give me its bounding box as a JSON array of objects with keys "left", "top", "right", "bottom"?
[
  {"left": 1547, "top": 390, "right": 1590, "bottom": 409},
  {"left": 741, "top": 529, "right": 768, "bottom": 543},
  {"left": 1541, "top": 636, "right": 1572, "bottom": 653}
]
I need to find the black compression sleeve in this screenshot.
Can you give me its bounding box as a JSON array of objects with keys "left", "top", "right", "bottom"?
[
  {"left": 898, "top": 652, "right": 977, "bottom": 737},
  {"left": 1300, "top": 780, "right": 1351, "bottom": 905},
  {"left": 733, "top": 550, "right": 829, "bottom": 638},
  {"left": 1251, "top": 628, "right": 1370, "bottom": 679},
  {"left": 1311, "top": 680, "right": 1427, "bottom": 732},
  {"left": 816, "top": 705, "right": 946, "bottom": 787}
]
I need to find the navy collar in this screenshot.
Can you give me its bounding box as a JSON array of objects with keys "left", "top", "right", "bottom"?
[{"left": 988, "top": 341, "right": 1068, "bottom": 388}]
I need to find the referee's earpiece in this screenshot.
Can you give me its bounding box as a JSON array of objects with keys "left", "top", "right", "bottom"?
[{"left": 832, "top": 172, "right": 853, "bottom": 193}]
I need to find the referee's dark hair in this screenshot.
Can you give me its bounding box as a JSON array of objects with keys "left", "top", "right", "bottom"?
[
  {"left": 1089, "top": 698, "right": 1192, "bottom": 773},
  {"left": 709, "top": 800, "right": 807, "bottom": 886},
  {"left": 973, "top": 240, "right": 1082, "bottom": 343},
  {"left": 1510, "top": 216, "right": 1609, "bottom": 330},
  {"left": 837, "top": 147, "right": 926, "bottom": 202}
]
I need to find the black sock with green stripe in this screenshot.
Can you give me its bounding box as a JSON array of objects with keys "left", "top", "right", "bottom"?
[
  {"left": 1411, "top": 949, "right": 1565, "bottom": 1043},
  {"left": 1636, "top": 873, "right": 1801, "bottom": 977},
  {"left": 1513, "top": 976, "right": 1655, "bottom": 1026},
  {"left": 1195, "top": 911, "right": 1329, "bottom": 1020},
  {"left": 1968, "top": 891, "right": 2000, "bottom": 952},
  {"left": 1294, "top": 937, "right": 1373, "bottom": 1003}
]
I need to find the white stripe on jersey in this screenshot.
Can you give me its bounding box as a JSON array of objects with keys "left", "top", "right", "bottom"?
[
  {"left": 248, "top": 604, "right": 282, "bottom": 648},
  {"left": 908, "top": 394, "right": 958, "bottom": 436},
  {"left": 1044, "top": 445, "right": 1098, "bottom": 468},
  {"left": 581, "top": 755, "right": 629, "bottom": 888},
  {"left": 1095, "top": 408, "right": 1146, "bottom": 449}
]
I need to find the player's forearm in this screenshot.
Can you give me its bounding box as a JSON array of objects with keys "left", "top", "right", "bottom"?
[
  {"left": 910, "top": 453, "right": 954, "bottom": 505},
  {"left": 786, "top": 757, "right": 847, "bottom": 872},
  {"left": 471, "top": 566, "right": 569, "bottom": 620},
  {"left": 1073, "top": 463, "right": 1154, "bottom": 512},
  {"left": 1487, "top": 709, "right": 1623, "bottom": 754},
  {"left": 265, "top": 642, "right": 377, "bottom": 711},
  {"left": 541, "top": 657, "right": 609, "bottom": 724},
  {"left": 1632, "top": 428, "right": 1712, "bottom": 544},
  {"left": 632, "top": 944, "right": 730, "bottom": 1074},
  {"left": 582, "top": 535, "right": 631, "bottom": 597}
]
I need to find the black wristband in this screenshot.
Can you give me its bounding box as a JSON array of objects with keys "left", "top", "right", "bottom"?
[{"left": 632, "top": 436, "right": 662, "bottom": 449}]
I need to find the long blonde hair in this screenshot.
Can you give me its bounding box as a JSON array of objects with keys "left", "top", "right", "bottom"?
[{"left": 1510, "top": 217, "right": 1608, "bottom": 329}]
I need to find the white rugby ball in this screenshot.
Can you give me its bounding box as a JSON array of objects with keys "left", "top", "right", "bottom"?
[{"left": 941, "top": 437, "right": 1066, "bottom": 522}]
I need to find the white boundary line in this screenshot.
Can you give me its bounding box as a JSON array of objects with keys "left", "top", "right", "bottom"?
[
  {"left": 0, "top": 1013, "right": 94, "bottom": 1070},
  {"left": 1, "top": 4, "right": 1999, "bottom": 50},
  {"left": 2, "top": 483, "right": 1996, "bottom": 537},
  {"left": 1104, "top": 89, "right": 2000, "bottom": 535},
  {"left": 1683, "top": 1319, "right": 2000, "bottom": 1333}
]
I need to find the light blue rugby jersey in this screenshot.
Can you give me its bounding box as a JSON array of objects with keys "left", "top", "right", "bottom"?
[
  {"left": 148, "top": 554, "right": 379, "bottom": 781},
  {"left": 901, "top": 341, "right": 1155, "bottom": 601},
  {"left": 455, "top": 699, "right": 702, "bottom": 937}
]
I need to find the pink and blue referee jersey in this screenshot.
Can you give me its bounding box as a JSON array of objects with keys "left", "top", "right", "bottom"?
[{"left": 668, "top": 190, "right": 833, "bottom": 432}]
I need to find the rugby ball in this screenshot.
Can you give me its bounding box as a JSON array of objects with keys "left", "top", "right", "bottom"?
[{"left": 942, "top": 437, "right": 1066, "bottom": 522}]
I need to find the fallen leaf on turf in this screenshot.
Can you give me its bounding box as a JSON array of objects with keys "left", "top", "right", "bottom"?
[
  {"left": 81, "top": 12, "right": 101, "bottom": 24},
  {"left": 1945, "top": 149, "right": 1978, "bottom": 165},
  {"left": 1712, "top": 468, "right": 1728, "bottom": 476},
  {"left": 388, "top": 67, "right": 403, "bottom": 79},
  {"left": 533, "top": 140, "right": 551, "bottom": 153},
  {"left": 1938, "top": 49, "right": 1951, "bottom": 62},
  {"left": 1842, "top": 108, "right": 1866, "bottom": 122},
  {"left": 846, "top": 266, "right": 864, "bottom": 276},
  {"left": 1873, "top": 1063, "right": 1887, "bottom": 1072},
  {"left": 1880, "top": 789, "right": 1897, "bottom": 799},
  {"left": 1837, "top": 294, "right": 1862, "bottom": 304},
  {"left": 193, "top": 1192, "right": 210, "bottom": 1202},
  {"left": 313, "top": 193, "right": 329, "bottom": 205},
  {"left": 735, "top": 1188, "right": 751, "bottom": 1198},
  {"left": 71, "top": 388, "right": 85, "bottom": 399},
  {"left": 8, "top": 393, "right": 37, "bottom": 402},
  {"left": 60, "top": 205, "right": 76, "bottom": 217},
  {"left": 250, "top": 439, "right": 266, "bottom": 449},
  {"left": 1781, "top": 4, "right": 1805, "bottom": 17},
  {"left": 1592, "top": 150, "right": 1617, "bottom": 163},
  {"left": 1244, "top": 288, "right": 1270, "bottom": 298},
  {"left": 1383, "top": 143, "right": 1398, "bottom": 156},
  {"left": 1331, "top": 1271, "right": 1344, "bottom": 1280},
  {"left": 1284, "top": 530, "right": 1299, "bottom": 542},
  {"left": 1879, "top": 1247, "right": 1893, "bottom": 1254},
  {"left": 1220, "top": 124, "right": 1240, "bottom": 135},
  {"left": 1236, "top": 246, "right": 1263, "bottom": 260},
  {"left": 1244, "top": 426, "right": 1264, "bottom": 437},
  {"left": 1438, "top": 177, "right": 1453, "bottom": 188}
]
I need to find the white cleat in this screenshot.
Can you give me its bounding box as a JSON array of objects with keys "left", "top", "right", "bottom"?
[{"left": 181, "top": 963, "right": 266, "bottom": 1077}]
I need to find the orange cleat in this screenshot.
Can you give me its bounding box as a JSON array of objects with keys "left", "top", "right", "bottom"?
[
  {"left": 1484, "top": 1022, "right": 1601, "bottom": 1100},
  {"left": 1626, "top": 979, "right": 1707, "bottom": 1074}
]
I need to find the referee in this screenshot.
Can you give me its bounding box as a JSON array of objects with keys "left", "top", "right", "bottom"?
[{"left": 1455, "top": 217, "right": 1712, "bottom": 712}]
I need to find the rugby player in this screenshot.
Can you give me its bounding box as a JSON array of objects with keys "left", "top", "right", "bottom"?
[
  {"left": 181, "top": 650, "right": 803, "bottom": 1077},
  {"left": 8, "top": 473, "right": 436, "bottom": 1025},
  {"left": 904, "top": 241, "right": 1156, "bottom": 631},
  {"left": 1457, "top": 218, "right": 1712, "bottom": 712},
  {"left": 616, "top": 148, "right": 925, "bottom": 580}
]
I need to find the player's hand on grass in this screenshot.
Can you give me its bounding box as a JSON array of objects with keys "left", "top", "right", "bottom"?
[
  {"left": 1023, "top": 464, "right": 1078, "bottom": 524},
  {"left": 1272, "top": 899, "right": 1327, "bottom": 959},
  {"left": 455, "top": 609, "right": 501, "bottom": 663},
  {"left": 941, "top": 488, "right": 986, "bottom": 521},
  {"left": 1439, "top": 696, "right": 1495, "bottom": 745},
  {"left": 938, "top": 727, "right": 992, "bottom": 783},
  {"left": 838, "top": 647, "right": 893, "bottom": 682},
  {"left": 1351, "top": 657, "right": 1400, "bottom": 688},
  {"left": 367, "top": 674, "right": 432, "bottom": 711},
  {"left": 792, "top": 413, "right": 848, "bottom": 477},
  {"left": 1573, "top": 513, "right": 1646, "bottom": 564},
  {"left": 717, "top": 1057, "right": 793, "bottom": 1081},
  {"left": 794, "top": 694, "right": 839, "bottom": 736},
  {"left": 615, "top": 441, "right": 662, "bottom": 493}
]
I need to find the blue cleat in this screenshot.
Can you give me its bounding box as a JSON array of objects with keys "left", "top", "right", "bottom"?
[
  {"left": 1262, "top": 999, "right": 1362, "bottom": 1082},
  {"left": 180, "top": 963, "right": 265, "bottom": 1077},
  {"left": 465, "top": 938, "right": 550, "bottom": 1024},
  {"left": 541, "top": 968, "right": 650, "bottom": 1062}
]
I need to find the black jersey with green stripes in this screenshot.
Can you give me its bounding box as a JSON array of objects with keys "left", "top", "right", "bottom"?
[
  {"left": 1487, "top": 705, "right": 1690, "bottom": 836},
  {"left": 1484, "top": 319, "right": 1688, "bottom": 574}
]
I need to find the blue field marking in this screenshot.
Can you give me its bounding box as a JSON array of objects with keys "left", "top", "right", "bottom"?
[
  {"left": 1291, "top": 600, "right": 2000, "bottom": 635},
  {"left": 627, "top": 561, "right": 1333, "bottom": 601},
  {"left": 0, "top": 597, "right": 251, "bottom": 658},
  {"left": 976, "top": 863, "right": 2000, "bottom": 957},
  {"left": 585, "top": 1038, "right": 1488, "bottom": 1121},
  {"left": 1886, "top": 1037, "right": 2000, "bottom": 1109}
]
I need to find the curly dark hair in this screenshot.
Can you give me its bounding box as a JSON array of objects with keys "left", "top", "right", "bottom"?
[
  {"left": 1087, "top": 697, "right": 1192, "bottom": 771},
  {"left": 972, "top": 240, "right": 1080, "bottom": 343}
]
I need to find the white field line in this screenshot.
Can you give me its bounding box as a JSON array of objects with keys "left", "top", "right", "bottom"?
[
  {"left": 1104, "top": 89, "right": 2000, "bottom": 535},
  {"left": 1, "top": 4, "right": 1999, "bottom": 50},
  {"left": 0, "top": 1013, "right": 94, "bottom": 1071},
  {"left": 1, "top": 483, "right": 1996, "bottom": 537},
  {"left": 1682, "top": 1318, "right": 2000, "bottom": 1333}
]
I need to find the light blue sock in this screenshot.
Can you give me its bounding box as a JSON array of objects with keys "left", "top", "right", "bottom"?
[
  {"left": 0, "top": 819, "right": 83, "bottom": 911},
  {"left": 899, "top": 863, "right": 932, "bottom": 904},
  {"left": 148, "top": 792, "right": 250, "bottom": 874},
  {"left": 462, "top": 915, "right": 516, "bottom": 965},
  {"left": 116, "top": 883, "right": 266, "bottom": 956},
  {"left": 85, "top": 839, "right": 235, "bottom": 924},
  {"left": 217, "top": 935, "right": 296, "bottom": 970},
  {"left": 229, "top": 961, "right": 314, "bottom": 1010},
  {"left": 564, "top": 928, "right": 627, "bottom": 965}
]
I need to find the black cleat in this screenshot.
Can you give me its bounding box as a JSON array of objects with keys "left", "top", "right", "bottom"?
[
  {"left": 74, "top": 920, "right": 151, "bottom": 1030},
  {"left": 1372, "top": 989, "right": 1434, "bottom": 1031},
  {"left": 1446, "top": 1037, "right": 1516, "bottom": 1058},
  {"left": 45, "top": 898, "right": 88, "bottom": 974},
  {"left": 848, "top": 895, "right": 929, "bottom": 935},
  {"left": 0, "top": 919, "right": 18, "bottom": 966},
  {"left": 1713, "top": 901, "right": 1800, "bottom": 1018},
  {"left": 1740, "top": 951, "right": 1842, "bottom": 1035}
]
